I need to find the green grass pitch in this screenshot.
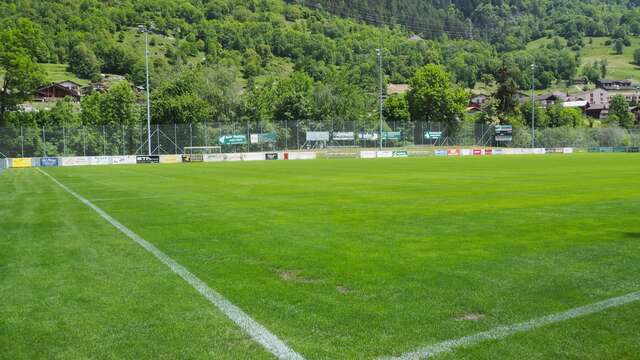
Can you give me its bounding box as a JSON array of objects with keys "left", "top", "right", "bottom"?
[{"left": 2, "top": 154, "right": 640, "bottom": 359}]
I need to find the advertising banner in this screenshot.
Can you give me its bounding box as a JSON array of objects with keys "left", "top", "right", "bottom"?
[
  {"left": 11, "top": 158, "right": 32, "bottom": 168},
  {"left": 288, "top": 152, "right": 316, "bottom": 160},
  {"left": 424, "top": 131, "right": 443, "bottom": 140},
  {"left": 485, "top": 149, "right": 493, "bottom": 155},
  {"left": 627, "top": 147, "right": 639, "bottom": 153},
  {"left": 461, "top": 149, "right": 472, "bottom": 156},
  {"left": 359, "top": 132, "right": 379, "bottom": 141},
  {"left": 61, "top": 157, "right": 90, "bottom": 166},
  {"left": 265, "top": 152, "right": 279, "bottom": 160},
  {"left": 306, "top": 131, "right": 330, "bottom": 141},
  {"left": 473, "top": 149, "right": 482, "bottom": 156},
  {"left": 376, "top": 151, "right": 393, "bottom": 158},
  {"left": 136, "top": 155, "right": 160, "bottom": 164},
  {"left": 160, "top": 155, "right": 181, "bottom": 163},
  {"left": 495, "top": 125, "right": 513, "bottom": 142},
  {"left": 203, "top": 154, "right": 224, "bottom": 162},
  {"left": 40, "top": 157, "right": 59, "bottom": 167},
  {"left": 434, "top": 150, "right": 448, "bottom": 156},
  {"left": 493, "top": 148, "right": 505, "bottom": 155},
  {"left": 383, "top": 131, "right": 401, "bottom": 140},
  {"left": 392, "top": 150, "right": 409, "bottom": 158},
  {"left": 224, "top": 153, "right": 243, "bottom": 161},
  {"left": 447, "top": 149, "right": 460, "bottom": 156},
  {"left": 332, "top": 132, "right": 354, "bottom": 141},
  {"left": 112, "top": 156, "right": 137, "bottom": 165},
  {"left": 219, "top": 135, "right": 247, "bottom": 145},
  {"left": 90, "top": 156, "right": 112, "bottom": 165},
  {"left": 242, "top": 152, "right": 265, "bottom": 161},
  {"left": 250, "top": 132, "right": 277, "bottom": 144}
]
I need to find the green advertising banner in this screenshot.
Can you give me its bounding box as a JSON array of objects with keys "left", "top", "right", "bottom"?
[
  {"left": 383, "top": 131, "right": 401, "bottom": 140},
  {"left": 250, "top": 132, "right": 277, "bottom": 144},
  {"left": 424, "top": 131, "right": 442, "bottom": 140},
  {"left": 219, "top": 135, "right": 247, "bottom": 145}
]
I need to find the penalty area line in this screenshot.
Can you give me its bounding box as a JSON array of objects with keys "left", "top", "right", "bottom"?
[
  {"left": 37, "top": 169, "right": 304, "bottom": 360},
  {"left": 381, "top": 290, "right": 640, "bottom": 360}
]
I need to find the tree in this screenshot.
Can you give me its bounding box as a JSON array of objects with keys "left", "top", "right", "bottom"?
[
  {"left": 68, "top": 43, "right": 101, "bottom": 82},
  {"left": 634, "top": 48, "right": 640, "bottom": 65},
  {"left": 494, "top": 64, "right": 518, "bottom": 114},
  {"left": 600, "top": 59, "right": 608, "bottom": 78},
  {"left": 608, "top": 95, "right": 634, "bottom": 128},
  {"left": 581, "top": 62, "right": 599, "bottom": 84},
  {"left": 407, "top": 64, "right": 468, "bottom": 132},
  {"left": 613, "top": 38, "right": 624, "bottom": 55},
  {"left": 0, "top": 28, "right": 46, "bottom": 126},
  {"left": 382, "top": 94, "right": 410, "bottom": 123}
]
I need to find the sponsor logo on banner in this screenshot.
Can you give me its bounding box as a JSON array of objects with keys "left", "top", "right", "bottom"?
[
  {"left": 90, "top": 156, "right": 112, "bottom": 165},
  {"left": 112, "top": 156, "right": 137, "bottom": 164},
  {"left": 392, "top": 150, "right": 409, "bottom": 158},
  {"left": 250, "top": 132, "right": 277, "bottom": 144},
  {"left": 424, "top": 131, "right": 443, "bottom": 140},
  {"left": 495, "top": 125, "right": 513, "bottom": 142},
  {"left": 224, "top": 153, "right": 243, "bottom": 161},
  {"left": 434, "top": 150, "right": 448, "bottom": 156},
  {"left": 288, "top": 152, "right": 316, "bottom": 160},
  {"left": 359, "top": 132, "right": 379, "bottom": 141},
  {"left": 265, "top": 152, "right": 279, "bottom": 160},
  {"left": 447, "top": 149, "right": 460, "bottom": 156},
  {"left": 493, "top": 148, "right": 504, "bottom": 155},
  {"left": 136, "top": 155, "right": 160, "bottom": 164},
  {"left": 382, "top": 131, "right": 401, "bottom": 140},
  {"left": 40, "top": 157, "right": 59, "bottom": 167},
  {"left": 242, "top": 153, "right": 264, "bottom": 161},
  {"left": 461, "top": 149, "right": 472, "bottom": 156},
  {"left": 11, "top": 158, "right": 32, "bottom": 168},
  {"left": 202, "top": 154, "right": 223, "bottom": 162},
  {"left": 219, "top": 135, "right": 247, "bottom": 145},
  {"left": 473, "top": 149, "right": 482, "bottom": 155},
  {"left": 332, "top": 132, "right": 354, "bottom": 141},
  {"left": 485, "top": 149, "right": 493, "bottom": 155},
  {"left": 306, "top": 131, "right": 330, "bottom": 141},
  {"left": 61, "top": 157, "right": 90, "bottom": 166}
]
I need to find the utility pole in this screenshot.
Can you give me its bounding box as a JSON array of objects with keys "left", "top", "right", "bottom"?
[
  {"left": 140, "top": 25, "right": 152, "bottom": 156},
  {"left": 531, "top": 63, "right": 535, "bottom": 149},
  {"left": 376, "top": 48, "right": 383, "bottom": 151}
]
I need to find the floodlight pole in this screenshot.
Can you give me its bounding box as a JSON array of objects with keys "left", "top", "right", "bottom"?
[
  {"left": 143, "top": 26, "right": 152, "bottom": 155},
  {"left": 376, "top": 48, "right": 383, "bottom": 151},
  {"left": 530, "top": 63, "right": 535, "bottom": 149}
]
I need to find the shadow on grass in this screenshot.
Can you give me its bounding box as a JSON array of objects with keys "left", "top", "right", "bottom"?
[{"left": 623, "top": 232, "right": 640, "bottom": 239}]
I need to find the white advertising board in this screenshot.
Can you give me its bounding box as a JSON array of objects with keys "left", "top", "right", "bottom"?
[
  {"left": 563, "top": 147, "right": 574, "bottom": 154},
  {"left": 288, "top": 152, "right": 316, "bottom": 160},
  {"left": 333, "top": 132, "right": 354, "bottom": 141},
  {"left": 224, "top": 153, "right": 243, "bottom": 161},
  {"left": 376, "top": 151, "right": 393, "bottom": 158},
  {"left": 203, "top": 154, "right": 224, "bottom": 162},
  {"left": 89, "top": 156, "right": 112, "bottom": 165},
  {"left": 460, "top": 149, "right": 472, "bottom": 156},
  {"left": 61, "top": 156, "right": 90, "bottom": 166},
  {"left": 112, "top": 155, "right": 137, "bottom": 164},
  {"left": 306, "top": 131, "right": 330, "bottom": 141},
  {"left": 242, "top": 152, "right": 265, "bottom": 161}
]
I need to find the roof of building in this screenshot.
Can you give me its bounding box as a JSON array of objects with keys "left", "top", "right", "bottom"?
[
  {"left": 387, "top": 83, "right": 410, "bottom": 95},
  {"left": 563, "top": 100, "right": 588, "bottom": 108}
]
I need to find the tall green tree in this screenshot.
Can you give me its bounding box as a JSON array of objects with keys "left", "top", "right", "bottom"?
[
  {"left": 407, "top": 64, "right": 468, "bottom": 131},
  {"left": 608, "top": 95, "right": 634, "bottom": 128},
  {"left": 68, "top": 43, "right": 101, "bottom": 82}
]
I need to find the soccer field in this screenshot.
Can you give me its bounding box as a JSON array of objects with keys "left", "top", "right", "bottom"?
[{"left": 2, "top": 154, "right": 640, "bottom": 359}]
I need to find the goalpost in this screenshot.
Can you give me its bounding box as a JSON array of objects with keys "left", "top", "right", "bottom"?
[{"left": 182, "top": 146, "right": 221, "bottom": 162}]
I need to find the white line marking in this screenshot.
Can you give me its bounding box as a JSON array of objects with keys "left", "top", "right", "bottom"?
[
  {"left": 38, "top": 169, "right": 304, "bottom": 360},
  {"left": 381, "top": 291, "right": 640, "bottom": 360}
]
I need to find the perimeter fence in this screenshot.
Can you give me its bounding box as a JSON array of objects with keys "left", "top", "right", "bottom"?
[{"left": 1, "top": 121, "right": 639, "bottom": 158}]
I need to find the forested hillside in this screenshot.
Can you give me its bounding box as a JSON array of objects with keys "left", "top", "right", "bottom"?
[{"left": 1, "top": 0, "right": 640, "bottom": 129}]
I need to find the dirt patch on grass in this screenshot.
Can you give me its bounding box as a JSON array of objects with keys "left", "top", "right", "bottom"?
[
  {"left": 278, "top": 270, "right": 319, "bottom": 284},
  {"left": 455, "top": 313, "right": 486, "bottom": 322}
]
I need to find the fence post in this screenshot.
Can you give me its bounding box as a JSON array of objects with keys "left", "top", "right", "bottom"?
[
  {"left": 122, "top": 124, "right": 125, "bottom": 155},
  {"left": 296, "top": 120, "right": 300, "bottom": 149},
  {"left": 62, "top": 126, "right": 66, "bottom": 156},
  {"left": 284, "top": 119, "right": 288, "bottom": 150},
  {"left": 82, "top": 126, "right": 86, "bottom": 156},
  {"left": 174, "top": 123, "right": 177, "bottom": 154},
  {"left": 102, "top": 125, "right": 106, "bottom": 155},
  {"left": 189, "top": 123, "right": 193, "bottom": 148},
  {"left": 156, "top": 124, "right": 160, "bottom": 154},
  {"left": 20, "top": 126, "right": 24, "bottom": 157}
]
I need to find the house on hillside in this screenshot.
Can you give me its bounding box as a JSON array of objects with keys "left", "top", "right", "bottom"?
[
  {"left": 597, "top": 79, "right": 635, "bottom": 90},
  {"left": 470, "top": 93, "right": 489, "bottom": 106},
  {"left": 386, "top": 83, "right": 410, "bottom": 95},
  {"left": 535, "top": 92, "right": 568, "bottom": 107},
  {"left": 36, "top": 80, "right": 82, "bottom": 101}
]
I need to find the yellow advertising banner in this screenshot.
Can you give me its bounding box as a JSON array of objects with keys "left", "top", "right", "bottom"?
[
  {"left": 11, "top": 158, "right": 32, "bottom": 168},
  {"left": 161, "top": 155, "right": 179, "bottom": 163}
]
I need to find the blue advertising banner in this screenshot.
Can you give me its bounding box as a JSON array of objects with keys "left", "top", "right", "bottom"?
[{"left": 40, "top": 157, "right": 59, "bottom": 167}]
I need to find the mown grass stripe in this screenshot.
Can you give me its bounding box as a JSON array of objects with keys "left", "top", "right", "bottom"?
[
  {"left": 382, "top": 291, "right": 640, "bottom": 360},
  {"left": 38, "top": 168, "right": 304, "bottom": 360}
]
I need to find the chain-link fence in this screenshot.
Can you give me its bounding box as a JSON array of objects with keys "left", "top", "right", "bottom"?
[{"left": 1, "top": 121, "right": 639, "bottom": 158}]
